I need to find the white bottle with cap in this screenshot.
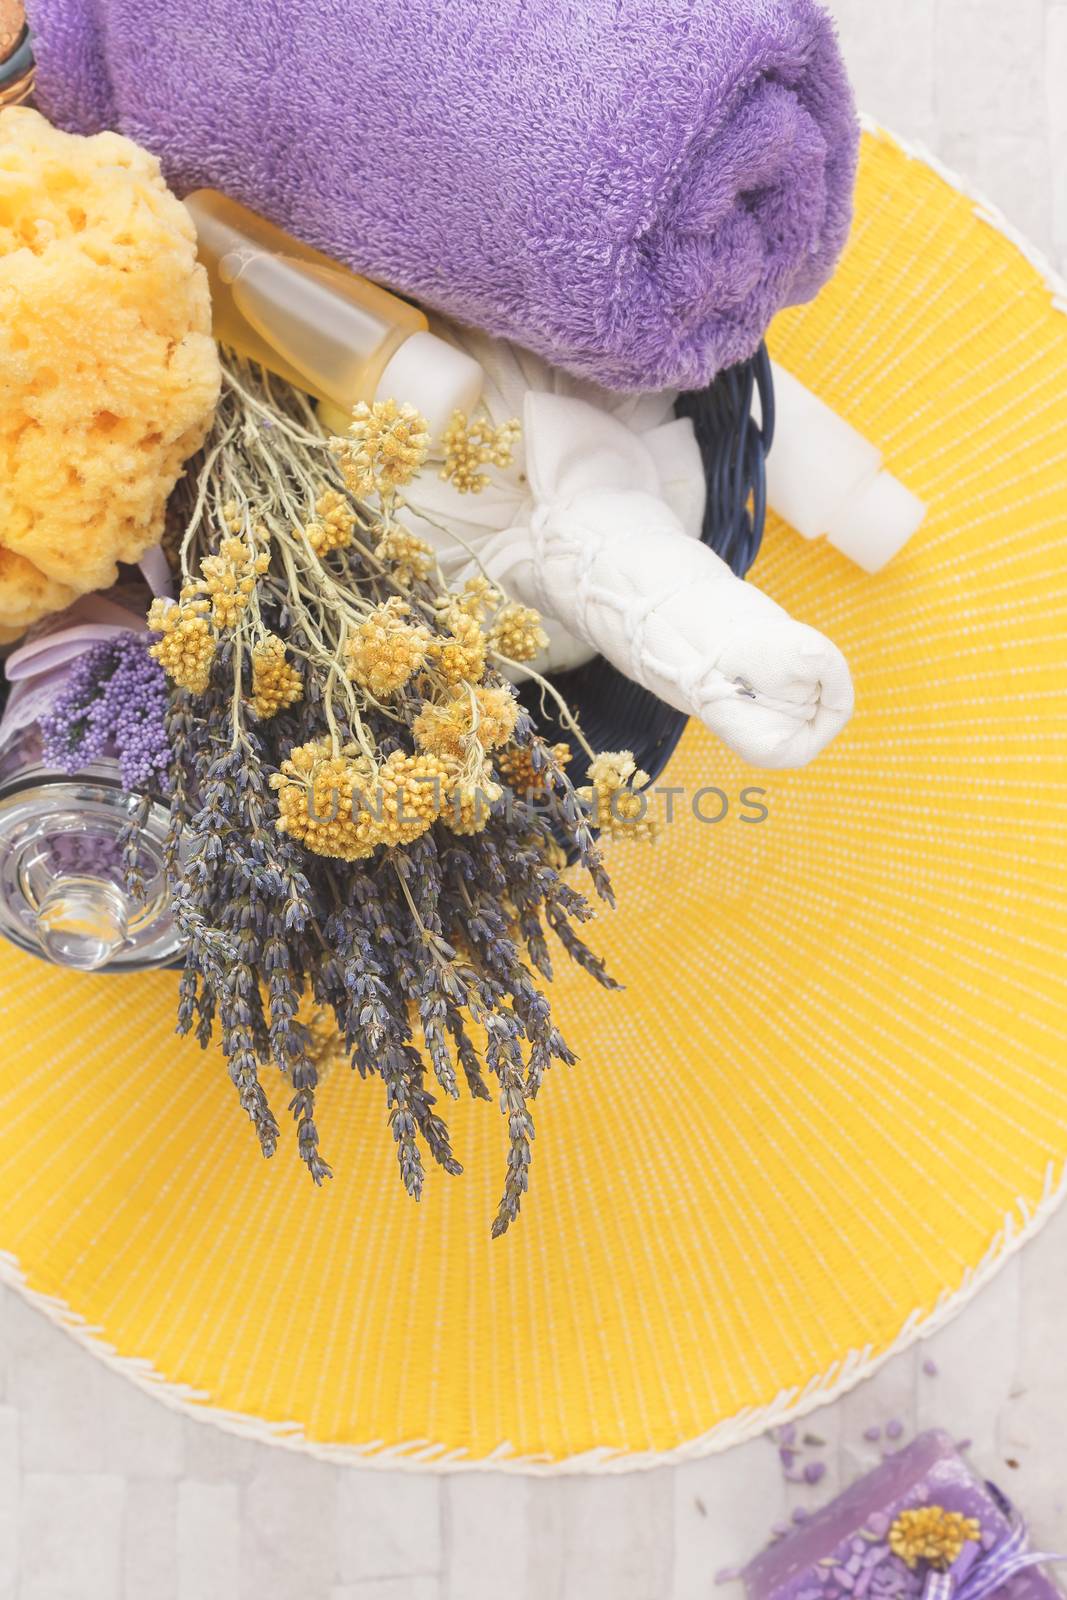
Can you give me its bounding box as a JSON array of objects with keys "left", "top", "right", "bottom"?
[
  {"left": 762, "top": 362, "right": 926, "bottom": 573},
  {"left": 184, "top": 189, "right": 483, "bottom": 441}
]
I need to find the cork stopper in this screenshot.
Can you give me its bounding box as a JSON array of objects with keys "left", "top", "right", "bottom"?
[
  {"left": 0, "top": 0, "right": 34, "bottom": 107},
  {"left": 0, "top": 0, "right": 25, "bottom": 60}
]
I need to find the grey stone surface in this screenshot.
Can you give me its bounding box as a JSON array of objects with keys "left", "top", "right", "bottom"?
[
  {"left": 336, "top": 1468, "right": 442, "bottom": 1581},
  {"left": 0, "top": 1407, "right": 18, "bottom": 1596},
  {"left": 175, "top": 1481, "right": 240, "bottom": 1600},
  {"left": 123, "top": 1481, "right": 178, "bottom": 1600},
  {"left": 18, "top": 1475, "right": 124, "bottom": 1600}
]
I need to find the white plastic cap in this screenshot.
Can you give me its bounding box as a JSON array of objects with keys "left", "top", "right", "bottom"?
[
  {"left": 824, "top": 470, "right": 927, "bottom": 574},
  {"left": 376, "top": 331, "right": 484, "bottom": 443}
]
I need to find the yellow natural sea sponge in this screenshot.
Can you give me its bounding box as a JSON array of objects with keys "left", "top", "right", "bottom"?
[{"left": 0, "top": 108, "right": 221, "bottom": 635}]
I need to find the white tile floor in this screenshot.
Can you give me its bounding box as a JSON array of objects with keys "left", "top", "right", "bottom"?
[
  {"left": 2, "top": 4, "right": 1065, "bottom": 1595},
  {"left": 830, "top": 0, "right": 1066, "bottom": 272}
]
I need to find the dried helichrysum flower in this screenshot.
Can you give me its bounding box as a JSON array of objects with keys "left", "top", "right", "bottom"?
[
  {"left": 148, "top": 596, "right": 216, "bottom": 695},
  {"left": 465, "top": 685, "right": 520, "bottom": 751},
  {"left": 331, "top": 399, "right": 430, "bottom": 498},
  {"left": 164, "top": 355, "right": 622, "bottom": 1231},
  {"left": 278, "top": 995, "right": 345, "bottom": 1086},
  {"left": 414, "top": 683, "right": 519, "bottom": 758},
  {"left": 271, "top": 739, "right": 358, "bottom": 858},
  {"left": 343, "top": 598, "right": 431, "bottom": 697},
  {"left": 541, "top": 835, "right": 569, "bottom": 872},
  {"left": 301, "top": 487, "right": 356, "bottom": 556},
  {"left": 373, "top": 527, "right": 435, "bottom": 588},
  {"left": 888, "top": 1507, "right": 980, "bottom": 1571},
  {"left": 432, "top": 604, "right": 488, "bottom": 684},
  {"left": 496, "top": 740, "right": 571, "bottom": 797},
  {"left": 369, "top": 750, "right": 452, "bottom": 847},
  {"left": 487, "top": 601, "right": 548, "bottom": 663},
  {"left": 443, "top": 776, "right": 503, "bottom": 836},
  {"left": 190, "top": 536, "right": 269, "bottom": 631},
  {"left": 455, "top": 574, "right": 502, "bottom": 620},
  {"left": 251, "top": 634, "right": 303, "bottom": 719},
  {"left": 440, "top": 410, "right": 521, "bottom": 494},
  {"left": 271, "top": 741, "right": 450, "bottom": 861},
  {"left": 578, "top": 750, "right": 657, "bottom": 842}
]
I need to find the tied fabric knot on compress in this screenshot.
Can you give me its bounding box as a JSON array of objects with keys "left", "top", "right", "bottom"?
[{"left": 404, "top": 330, "right": 854, "bottom": 771}]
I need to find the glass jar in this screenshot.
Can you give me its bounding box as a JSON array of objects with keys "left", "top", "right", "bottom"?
[{"left": 0, "top": 600, "right": 181, "bottom": 973}]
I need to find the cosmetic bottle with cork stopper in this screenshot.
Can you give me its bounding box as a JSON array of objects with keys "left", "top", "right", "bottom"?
[{"left": 184, "top": 190, "right": 484, "bottom": 440}]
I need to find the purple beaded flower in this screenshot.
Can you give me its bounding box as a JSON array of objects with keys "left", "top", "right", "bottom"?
[{"left": 40, "top": 634, "right": 171, "bottom": 795}]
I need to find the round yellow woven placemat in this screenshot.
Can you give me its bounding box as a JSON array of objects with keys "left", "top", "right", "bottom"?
[{"left": 1, "top": 121, "right": 1066, "bottom": 1469}]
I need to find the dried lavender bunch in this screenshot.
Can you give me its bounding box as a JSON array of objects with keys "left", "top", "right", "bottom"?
[
  {"left": 41, "top": 633, "right": 170, "bottom": 794},
  {"left": 154, "top": 358, "right": 649, "bottom": 1233}
]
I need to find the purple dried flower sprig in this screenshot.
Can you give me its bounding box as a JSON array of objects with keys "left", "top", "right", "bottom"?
[{"left": 41, "top": 633, "right": 170, "bottom": 796}]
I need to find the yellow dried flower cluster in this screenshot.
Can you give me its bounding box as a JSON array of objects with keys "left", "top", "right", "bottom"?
[
  {"left": 487, "top": 601, "right": 548, "bottom": 663},
  {"left": 578, "top": 750, "right": 657, "bottom": 842},
  {"left": 445, "top": 778, "right": 504, "bottom": 836},
  {"left": 193, "top": 537, "right": 269, "bottom": 630},
  {"left": 251, "top": 634, "right": 303, "bottom": 719},
  {"left": 301, "top": 1003, "right": 345, "bottom": 1082},
  {"left": 271, "top": 740, "right": 453, "bottom": 861},
  {"left": 302, "top": 489, "right": 356, "bottom": 557},
  {"left": 272, "top": 742, "right": 362, "bottom": 859},
  {"left": 271, "top": 994, "right": 347, "bottom": 1085},
  {"left": 414, "top": 684, "right": 519, "bottom": 759},
  {"left": 496, "top": 741, "right": 571, "bottom": 796},
  {"left": 454, "top": 575, "right": 502, "bottom": 620},
  {"left": 343, "top": 598, "right": 431, "bottom": 698},
  {"left": 889, "top": 1506, "right": 981, "bottom": 1570},
  {"left": 433, "top": 604, "right": 488, "bottom": 685},
  {"left": 374, "top": 527, "right": 435, "bottom": 588},
  {"left": 331, "top": 400, "right": 430, "bottom": 499},
  {"left": 147, "top": 596, "right": 216, "bottom": 695},
  {"left": 440, "top": 411, "right": 521, "bottom": 494},
  {"left": 149, "top": 535, "right": 272, "bottom": 696}
]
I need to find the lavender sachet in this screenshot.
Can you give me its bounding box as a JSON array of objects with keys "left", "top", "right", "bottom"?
[{"left": 744, "top": 1432, "right": 1064, "bottom": 1600}]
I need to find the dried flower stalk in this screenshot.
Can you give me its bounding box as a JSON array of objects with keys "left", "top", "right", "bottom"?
[{"left": 154, "top": 358, "right": 645, "bottom": 1233}]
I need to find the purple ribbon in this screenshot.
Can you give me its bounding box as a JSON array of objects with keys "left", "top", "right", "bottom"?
[
  {"left": 923, "top": 1520, "right": 1064, "bottom": 1600},
  {"left": 3, "top": 546, "right": 170, "bottom": 688},
  {"left": 4, "top": 597, "right": 147, "bottom": 686}
]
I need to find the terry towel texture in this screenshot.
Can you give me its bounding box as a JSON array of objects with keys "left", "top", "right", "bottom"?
[{"left": 27, "top": 0, "right": 858, "bottom": 392}]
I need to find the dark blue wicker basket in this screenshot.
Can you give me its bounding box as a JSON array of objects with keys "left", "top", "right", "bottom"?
[{"left": 517, "top": 343, "right": 775, "bottom": 788}]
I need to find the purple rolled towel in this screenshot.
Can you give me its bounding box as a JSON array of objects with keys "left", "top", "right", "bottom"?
[{"left": 27, "top": 0, "right": 858, "bottom": 392}]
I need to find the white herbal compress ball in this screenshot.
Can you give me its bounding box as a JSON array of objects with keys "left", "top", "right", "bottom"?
[{"left": 403, "top": 321, "right": 854, "bottom": 771}]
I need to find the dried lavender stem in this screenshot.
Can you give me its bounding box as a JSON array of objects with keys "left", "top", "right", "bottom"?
[{"left": 150, "top": 355, "right": 639, "bottom": 1234}]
